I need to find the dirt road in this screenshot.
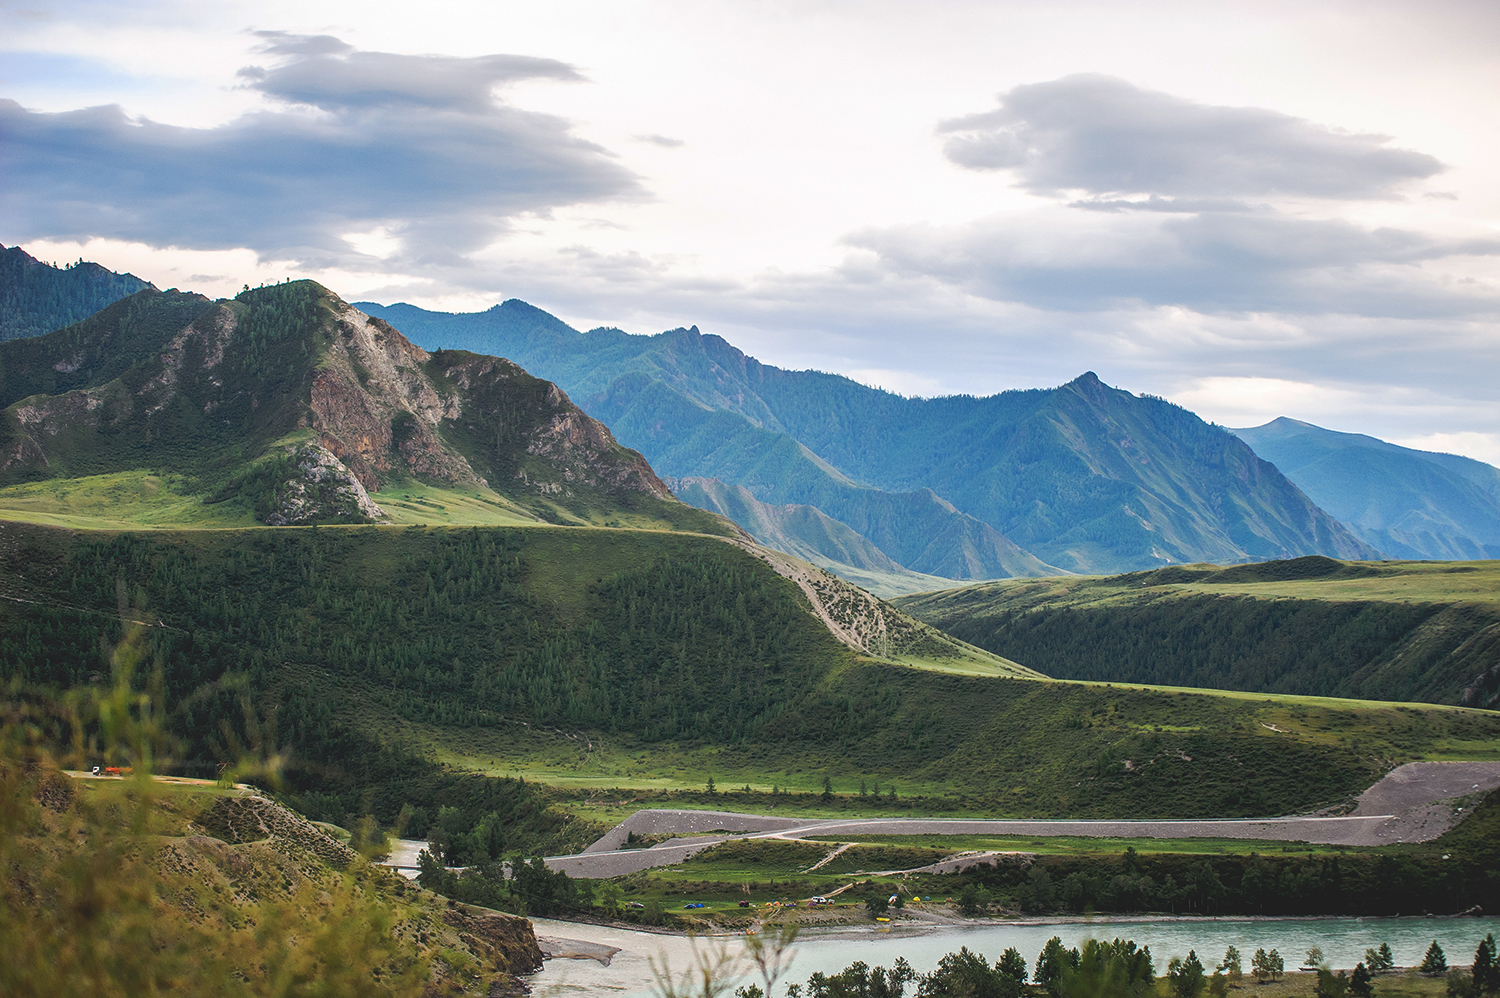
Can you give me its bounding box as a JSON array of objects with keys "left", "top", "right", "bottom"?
[{"left": 541, "top": 760, "right": 1500, "bottom": 879}]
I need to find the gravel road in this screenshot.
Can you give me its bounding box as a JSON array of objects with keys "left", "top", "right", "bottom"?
[{"left": 541, "top": 761, "right": 1500, "bottom": 879}]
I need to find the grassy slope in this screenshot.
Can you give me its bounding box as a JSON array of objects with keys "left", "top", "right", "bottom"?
[
  {"left": 897, "top": 556, "right": 1500, "bottom": 707},
  {"left": 3, "top": 767, "right": 539, "bottom": 996},
  {"left": 3, "top": 521, "right": 1498, "bottom": 825}
]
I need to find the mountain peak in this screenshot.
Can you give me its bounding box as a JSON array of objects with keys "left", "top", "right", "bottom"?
[{"left": 1, "top": 244, "right": 155, "bottom": 342}]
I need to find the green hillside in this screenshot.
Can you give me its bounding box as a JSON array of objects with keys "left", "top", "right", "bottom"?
[
  {"left": 0, "top": 243, "right": 153, "bottom": 343},
  {"left": 357, "top": 299, "right": 1374, "bottom": 575},
  {"left": 4, "top": 522, "right": 1498, "bottom": 825},
  {"left": 1236, "top": 417, "right": 1500, "bottom": 560},
  {"left": 897, "top": 556, "right": 1500, "bottom": 708}
]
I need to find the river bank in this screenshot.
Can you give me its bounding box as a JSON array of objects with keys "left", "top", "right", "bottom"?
[{"left": 525, "top": 914, "right": 1500, "bottom": 998}]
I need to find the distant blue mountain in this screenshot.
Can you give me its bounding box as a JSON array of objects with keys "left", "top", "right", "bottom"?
[
  {"left": 358, "top": 298, "right": 1376, "bottom": 577},
  {"left": 1235, "top": 417, "right": 1500, "bottom": 560}
]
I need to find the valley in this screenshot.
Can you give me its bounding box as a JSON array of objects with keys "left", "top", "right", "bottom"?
[{"left": 0, "top": 263, "right": 1497, "bottom": 997}]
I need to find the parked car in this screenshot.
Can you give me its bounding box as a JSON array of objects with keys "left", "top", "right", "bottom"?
[{"left": 626, "top": 901, "right": 645, "bottom": 909}]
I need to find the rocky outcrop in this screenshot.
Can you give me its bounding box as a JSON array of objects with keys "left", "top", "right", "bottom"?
[
  {"left": 431, "top": 350, "right": 674, "bottom": 502},
  {"left": 305, "top": 307, "right": 477, "bottom": 492},
  {"left": 733, "top": 539, "right": 1040, "bottom": 674},
  {"left": 261, "top": 444, "right": 387, "bottom": 525}
]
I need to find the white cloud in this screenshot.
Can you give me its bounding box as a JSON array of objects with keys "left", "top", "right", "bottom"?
[{"left": 1388, "top": 431, "right": 1500, "bottom": 468}]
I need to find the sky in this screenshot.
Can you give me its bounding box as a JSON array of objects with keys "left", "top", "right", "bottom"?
[{"left": 3, "top": 0, "right": 1498, "bottom": 463}]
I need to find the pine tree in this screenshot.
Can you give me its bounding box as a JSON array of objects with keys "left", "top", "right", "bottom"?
[
  {"left": 1350, "top": 963, "right": 1374, "bottom": 998},
  {"left": 1221, "top": 946, "right": 1243, "bottom": 984},
  {"left": 1421, "top": 941, "right": 1447, "bottom": 976},
  {"left": 1171, "top": 951, "right": 1207, "bottom": 998},
  {"left": 1475, "top": 935, "right": 1498, "bottom": 995},
  {"left": 1252, "top": 949, "right": 1273, "bottom": 983}
]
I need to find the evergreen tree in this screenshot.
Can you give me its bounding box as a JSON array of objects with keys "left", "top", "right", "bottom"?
[
  {"left": 998, "top": 948, "right": 1030, "bottom": 986},
  {"left": 1474, "top": 935, "right": 1498, "bottom": 995},
  {"left": 1421, "top": 941, "right": 1448, "bottom": 976},
  {"left": 1315, "top": 968, "right": 1350, "bottom": 998},
  {"left": 1036, "top": 937, "right": 1081, "bottom": 997},
  {"left": 1169, "top": 951, "right": 1207, "bottom": 998},
  {"left": 1350, "top": 963, "right": 1374, "bottom": 998},
  {"left": 1220, "top": 946, "right": 1243, "bottom": 984}
]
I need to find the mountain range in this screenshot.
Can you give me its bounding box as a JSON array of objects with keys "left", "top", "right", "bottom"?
[
  {"left": 358, "top": 299, "right": 1377, "bottom": 582},
  {"left": 1235, "top": 417, "right": 1500, "bottom": 561},
  {"left": 1, "top": 252, "right": 1492, "bottom": 587},
  {"left": 0, "top": 278, "right": 1017, "bottom": 674}
]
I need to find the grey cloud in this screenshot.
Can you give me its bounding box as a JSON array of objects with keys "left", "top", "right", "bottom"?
[
  {"left": 250, "top": 31, "right": 353, "bottom": 58},
  {"left": 635, "top": 133, "right": 684, "bottom": 147},
  {"left": 239, "top": 32, "right": 582, "bottom": 112},
  {"left": 0, "top": 37, "right": 638, "bottom": 264},
  {"left": 1070, "top": 195, "right": 1256, "bottom": 213},
  {"left": 940, "top": 74, "right": 1444, "bottom": 200},
  {"left": 848, "top": 211, "right": 1500, "bottom": 318}
]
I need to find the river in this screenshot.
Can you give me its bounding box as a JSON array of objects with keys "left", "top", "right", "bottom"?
[{"left": 525, "top": 915, "right": 1500, "bottom": 998}]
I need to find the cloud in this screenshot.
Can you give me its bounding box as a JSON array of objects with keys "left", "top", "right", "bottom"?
[
  {"left": 939, "top": 74, "right": 1444, "bottom": 200},
  {"left": 848, "top": 208, "right": 1500, "bottom": 318},
  {"left": 238, "top": 30, "right": 583, "bottom": 112},
  {"left": 634, "top": 133, "right": 684, "bottom": 147},
  {"left": 0, "top": 35, "right": 640, "bottom": 265}
]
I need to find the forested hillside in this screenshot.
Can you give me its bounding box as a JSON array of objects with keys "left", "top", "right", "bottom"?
[
  {"left": 1236, "top": 417, "right": 1500, "bottom": 561},
  {"left": 3, "top": 521, "right": 1497, "bottom": 824},
  {"left": 0, "top": 243, "right": 152, "bottom": 342},
  {"left": 898, "top": 556, "right": 1500, "bottom": 707},
  {"left": 357, "top": 299, "right": 1374, "bottom": 576}
]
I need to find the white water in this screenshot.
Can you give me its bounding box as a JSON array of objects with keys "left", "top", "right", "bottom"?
[{"left": 526, "top": 915, "right": 1500, "bottom": 998}]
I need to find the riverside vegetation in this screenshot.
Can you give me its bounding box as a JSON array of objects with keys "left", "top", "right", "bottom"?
[{"left": 756, "top": 932, "right": 1500, "bottom": 998}]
